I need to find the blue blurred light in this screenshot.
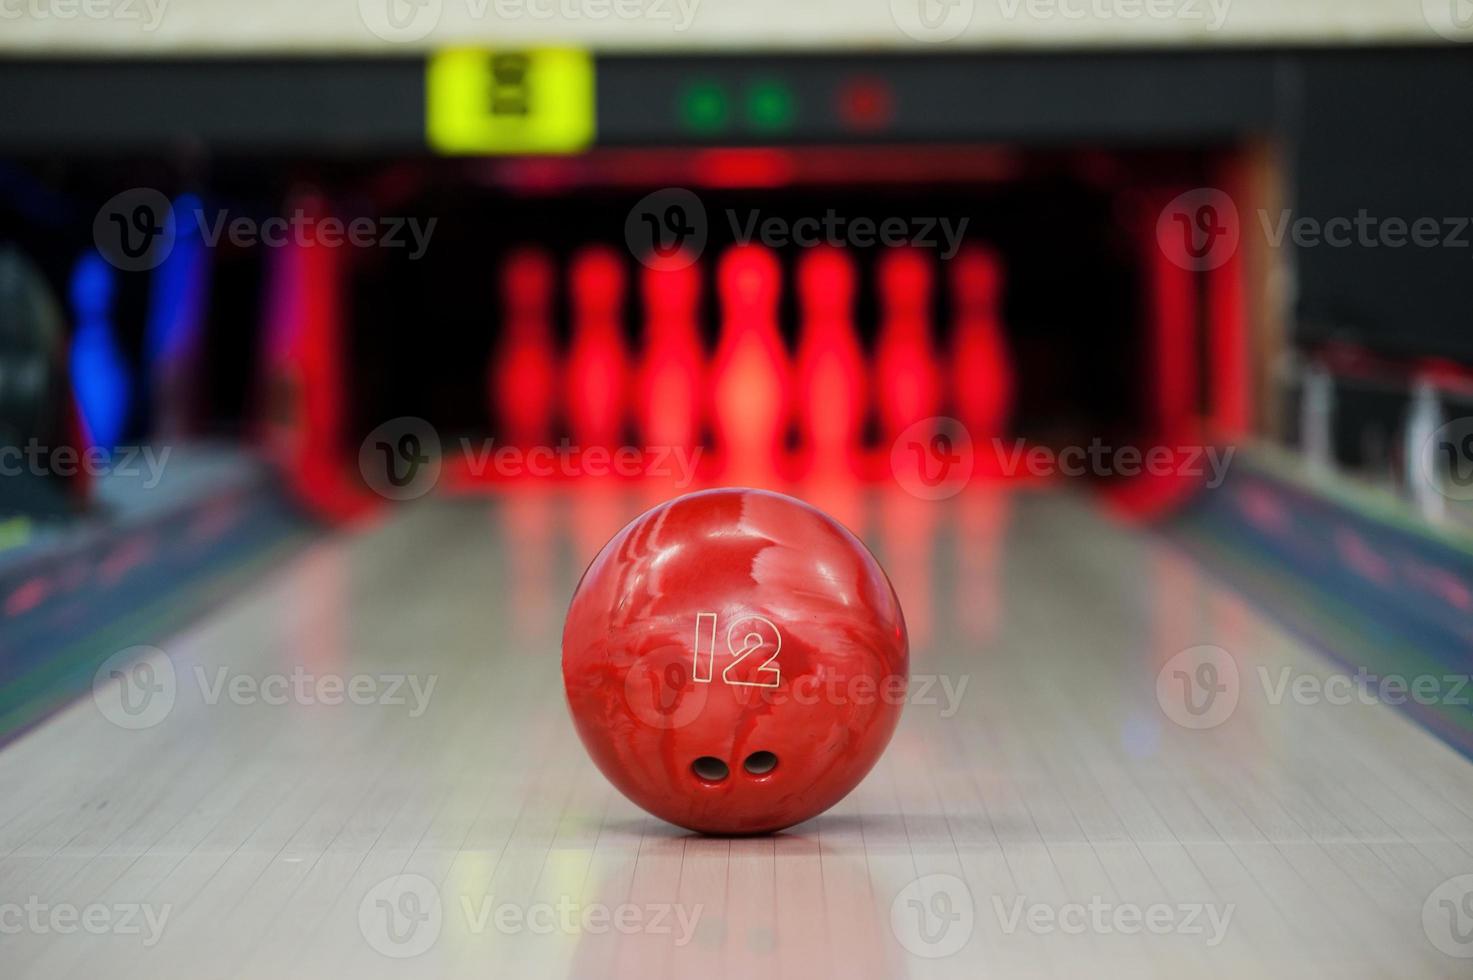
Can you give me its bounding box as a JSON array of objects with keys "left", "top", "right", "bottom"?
[
  {"left": 145, "top": 193, "right": 209, "bottom": 367},
  {"left": 69, "top": 250, "right": 130, "bottom": 451}
]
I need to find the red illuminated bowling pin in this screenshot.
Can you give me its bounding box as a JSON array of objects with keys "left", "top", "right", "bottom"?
[
  {"left": 796, "top": 246, "right": 866, "bottom": 477},
  {"left": 492, "top": 247, "right": 557, "bottom": 448},
  {"left": 565, "top": 246, "right": 630, "bottom": 449},
  {"left": 949, "top": 246, "right": 1014, "bottom": 438},
  {"left": 711, "top": 246, "right": 790, "bottom": 481},
  {"left": 874, "top": 247, "right": 941, "bottom": 446},
  {"left": 637, "top": 253, "right": 704, "bottom": 455},
  {"left": 562, "top": 488, "right": 908, "bottom": 835}
]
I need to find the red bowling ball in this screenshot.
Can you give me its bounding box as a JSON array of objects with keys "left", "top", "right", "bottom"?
[{"left": 562, "top": 488, "right": 908, "bottom": 834}]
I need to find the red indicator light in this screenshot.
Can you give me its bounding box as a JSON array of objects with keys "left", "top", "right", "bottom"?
[{"left": 838, "top": 78, "right": 894, "bottom": 132}]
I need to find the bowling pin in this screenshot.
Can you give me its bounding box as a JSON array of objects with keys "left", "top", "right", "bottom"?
[
  {"left": 795, "top": 246, "right": 866, "bottom": 479},
  {"left": 565, "top": 246, "right": 631, "bottom": 451},
  {"left": 711, "top": 245, "right": 790, "bottom": 484},
  {"left": 636, "top": 252, "right": 704, "bottom": 462},
  {"left": 948, "top": 245, "right": 1014, "bottom": 440},
  {"left": 874, "top": 247, "right": 941, "bottom": 447},
  {"left": 492, "top": 247, "right": 557, "bottom": 449}
]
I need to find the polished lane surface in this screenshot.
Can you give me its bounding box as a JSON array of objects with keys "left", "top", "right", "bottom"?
[{"left": 3, "top": 485, "right": 1472, "bottom": 979}]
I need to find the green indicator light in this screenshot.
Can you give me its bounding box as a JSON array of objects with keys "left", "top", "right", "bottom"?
[
  {"left": 746, "top": 80, "right": 795, "bottom": 133},
  {"left": 680, "top": 81, "right": 729, "bottom": 134}
]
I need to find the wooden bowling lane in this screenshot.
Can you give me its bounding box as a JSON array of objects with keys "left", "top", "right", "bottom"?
[{"left": 3, "top": 487, "right": 1473, "bottom": 979}]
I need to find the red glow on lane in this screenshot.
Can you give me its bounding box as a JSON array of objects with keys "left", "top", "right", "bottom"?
[
  {"left": 501, "top": 487, "right": 556, "bottom": 639},
  {"left": 493, "top": 247, "right": 558, "bottom": 448},
  {"left": 875, "top": 247, "right": 942, "bottom": 446},
  {"left": 1147, "top": 193, "right": 1199, "bottom": 438},
  {"left": 1207, "top": 195, "right": 1251, "bottom": 437},
  {"left": 796, "top": 246, "right": 865, "bottom": 476},
  {"left": 711, "top": 245, "right": 790, "bottom": 481},
  {"left": 638, "top": 253, "right": 704, "bottom": 456},
  {"left": 5, "top": 577, "right": 49, "bottom": 617},
  {"left": 565, "top": 245, "right": 631, "bottom": 450},
  {"left": 691, "top": 149, "right": 796, "bottom": 188},
  {"left": 949, "top": 246, "right": 1014, "bottom": 438},
  {"left": 259, "top": 196, "right": 374, "bottom": 522},
  {"left": 878, "top": 490, "right": 936, "bottom": 649}
]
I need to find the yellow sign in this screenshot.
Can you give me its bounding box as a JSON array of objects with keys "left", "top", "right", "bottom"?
[{"left": 427, "top": 48, "right": 595, "bottom": 155}]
